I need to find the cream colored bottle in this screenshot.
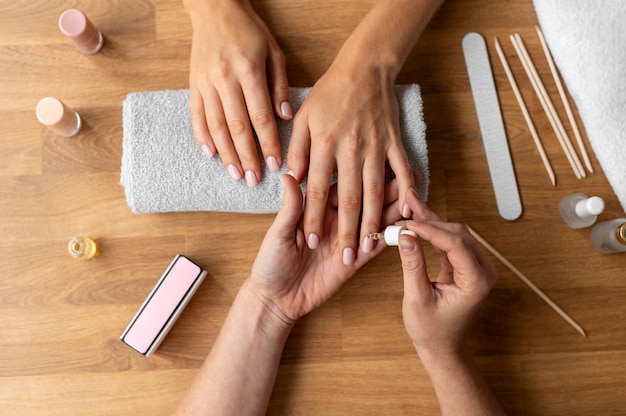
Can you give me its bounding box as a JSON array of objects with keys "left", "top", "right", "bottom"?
[
  {"left": 558, "top": 193, "right": 605, "bottom": 229},
  {"left": 590, "top": 219, "right": 626, "bottom": 254}
]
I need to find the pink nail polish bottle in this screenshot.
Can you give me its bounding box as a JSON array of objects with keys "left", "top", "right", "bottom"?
[
  {"left": 58, "top": 9, "right": 104, "bottom": 54},
  {"left": 36, "top": 97, "right": 82, "bottom": 137}
]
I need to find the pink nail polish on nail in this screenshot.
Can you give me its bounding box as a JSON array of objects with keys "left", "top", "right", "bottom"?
[
  {"left": 266, "top": 156, "right": 280, "bottom": 172},
  {"left": 402, "top": 203, "right": 412, "bottom": 219},
  {"left": 343, "top": 247, "right": 356, "bottom": 266},
  {"left": 307, "top": 233, "right": 320, "bottom": 249},
  {"left": 227, "top": 164, "right": 242, "bottom": 181},
  {"left": 245, "top": 170, "right": 259, "bottom": 188},
  {"left": 201, "top": 144, "right": 214, "bottom": 159},
  {"left": 281, "top": 101, "right": 293, "bottom": 119},
  {"left": 362, "top": 237, "right": 375, "bottom": 253}
]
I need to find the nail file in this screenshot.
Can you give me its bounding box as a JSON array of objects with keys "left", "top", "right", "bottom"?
[{"left": 462, "top": 32, "right": 522, "bottom": 221}]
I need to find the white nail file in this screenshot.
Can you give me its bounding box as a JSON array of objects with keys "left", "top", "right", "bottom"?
[{"left": 462, "top": 32, "right": 522, "bottom": 221}]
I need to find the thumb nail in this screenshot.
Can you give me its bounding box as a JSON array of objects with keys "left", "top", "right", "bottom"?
[{"left": 399, "top": 237, "right": 415, "bottom": 253}]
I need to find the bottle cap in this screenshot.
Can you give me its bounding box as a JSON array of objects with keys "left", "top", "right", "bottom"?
[
  {"left": 384, "top": 225, "right": 418, "bottom": 246},
  {"left": 617, "top": 223, "right": 626, "bottom": 244},
  {"left": 59, "top": 9, "right": 103, "bottom": 54},
  {"left": 36, "top": 97, "right": 82, "bottom": 137},
  {"left": 575, "top": 196, "right": 605, "bottom": 217}
]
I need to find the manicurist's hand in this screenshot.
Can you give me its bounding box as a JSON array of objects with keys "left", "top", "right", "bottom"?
[
  {"left": 396, "top": 188, "right": 505, "bottom": 416},
  {"left": 184, "top": 0, "right": 292, "bottom": 187}
]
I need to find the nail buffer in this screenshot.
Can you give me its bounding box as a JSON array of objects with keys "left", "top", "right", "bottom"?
[{"left": 462, "top": 32, "right": 522, "bottom": 221}]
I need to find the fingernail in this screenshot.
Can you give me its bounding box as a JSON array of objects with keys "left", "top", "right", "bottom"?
[
  {"left": 307, "top": 233, "right": 320, "bottom": 249},
  {"left": 343, "top": 247, "right": 356, "bottom": 266},
  {"left": 362, "top": 236, "right": 375, "bottom": 253},
  {"left": 266, "top": 156, "right": 280, "bottom": 172},
  {"left": 227, "top": 164, "right": 242, "bottom": 181},
  {"left": 245, "top": 170, "right": 259, "bottom": 187},
  {"left": 402, "top": 203, "right": 412, "bottom": 219},
  {"left": 201, "top": 144, "right": 214, "bottom": 159},
  {"left": 281, "top": 101, "right": 292, "bottom": 119},
  {"left": 287, "top": 170, "right": 297, "bottom": 179},
  {"left": 399, "top": 237, "right": 415, "bottom": 253}
]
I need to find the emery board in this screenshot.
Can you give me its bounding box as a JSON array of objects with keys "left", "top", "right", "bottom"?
[{"left": 462, "top": 32, "right": 522, "bottom": 221}]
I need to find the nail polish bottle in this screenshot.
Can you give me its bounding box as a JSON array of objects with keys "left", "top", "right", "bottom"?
[
  {"left": 68, "top": 236, "right": 99, "bottom": 260},
  {"left": 36, "top": 97, "right": 82, "bottom": 137},
  {"left": 58, "top": 9, "right": 104, "bottom": 54},
  {"left": 558, "top": 193, "right": 605, "bottom": 229},
  {"left": 590, "top": 219, "right": 626, "bottom": 254}
]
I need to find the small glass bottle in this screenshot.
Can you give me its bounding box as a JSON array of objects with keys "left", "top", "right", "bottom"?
[
  {"left": 58, "top": 9, "right": 104, "bottom": 54},
  {"left": 36, "top": 97, "right": 82, "bottom": 137},
  {"left": 590, "top": 219, "right": 626, "bottom": 254},
  {"left": 68, "top": 236, "right": 99, "bottom": 260},
  {"left": 558, "top": 193, "right": 605, "bottom": 229}
]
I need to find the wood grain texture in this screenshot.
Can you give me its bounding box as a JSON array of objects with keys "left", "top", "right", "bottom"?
[{"left": 1, "top": 0, "right": 625, "bottom": 414}]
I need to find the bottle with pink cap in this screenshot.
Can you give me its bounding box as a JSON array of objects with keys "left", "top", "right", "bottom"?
[{"left": 58, "top": 9, "right": 103, "bottom": 54}]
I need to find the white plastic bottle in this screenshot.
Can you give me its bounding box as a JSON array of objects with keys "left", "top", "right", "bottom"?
[
  {"left": 590, "top": 219, "right": 626, "bottom": 254},
  {"left": 558, "top": 193, "right": 605, "bottom": 229}
]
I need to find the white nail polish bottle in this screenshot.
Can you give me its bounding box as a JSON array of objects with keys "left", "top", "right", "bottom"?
[
  {"left": 558, "top": 193, "right": 605, "bottom": 229},
  {"left": 590, "top": 218, "right": 626, "bottom": 254}
]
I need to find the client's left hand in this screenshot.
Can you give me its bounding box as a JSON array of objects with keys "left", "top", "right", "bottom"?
[{"left": 248, "top": 173, "right": 404, "bottom": 324}]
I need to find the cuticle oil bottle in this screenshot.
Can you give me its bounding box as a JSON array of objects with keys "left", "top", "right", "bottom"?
[
  {"left": 68, "top": 236, "right": 99, "bottom": 260},
  {"left": 590, "top": 219, "right": 626, "bottom": 254}
]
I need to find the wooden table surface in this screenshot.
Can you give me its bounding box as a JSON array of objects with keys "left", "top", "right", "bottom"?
[{"left": 2, "top": 0, "right": 625, "bottom": 414}]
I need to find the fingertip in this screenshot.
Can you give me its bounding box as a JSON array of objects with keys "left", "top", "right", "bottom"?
[
  {"left": 280, "top": 101, "right": 293, "bottom": 120},
  {"left": 402, "top": 202, "right": 412, "bottom": 219},
  {"left": 201, "top": 143, "right": 215, "bottom": 159},
  {"left": 278, "top": 173, "right": 304, "bottom": 221},
  {"left": 398, "top": 233, "right": 418, "bottom": 254},
  {"left": 307, "top": 233, "right": 320, "bottom": 250}
]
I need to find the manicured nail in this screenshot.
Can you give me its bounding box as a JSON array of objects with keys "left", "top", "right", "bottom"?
[
  {"left": 281, "top": 101, "right": 293, "bottom": 119},
  {"left": 287, "top": 170, "right": 297, "bottom": 179},
  {"left": 307, "top": 233, "right": 320, "bottom": 249},
  {"left": 266, "top": 156, "right": 280, "bottom": 172},
  {"left": 227, "top": 164, "right": 242, "bottom": 181},
  {"left": 361, "top": 236, "right": 375, "bottom": 253},
  {"left": 201, "top": 144, "right": 214, "bottom": 159},
  {"left": 343, "top": 247, "right": 356, "bottom": 266},
  {"left": 402, "top": 203, "right": 412, "bottom": 219},
  {"left": 245, "top": 170, "right": 259, "bottom": 187}
]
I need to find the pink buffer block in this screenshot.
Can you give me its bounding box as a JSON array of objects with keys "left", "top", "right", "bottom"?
[{"left": 121, "top": 255, "right": 207, "bottom": 356}]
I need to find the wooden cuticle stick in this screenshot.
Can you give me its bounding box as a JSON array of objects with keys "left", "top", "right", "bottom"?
[{"left": 467, "top": 224, "right": 587, "bottom": 338}]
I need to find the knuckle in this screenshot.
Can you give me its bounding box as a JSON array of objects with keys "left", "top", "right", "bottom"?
[
  {"left": 363, "top": 179, "right": 384, "bottom": 200},
  {"left": 206, "top": 117, "right": 225, "bottom": 132},
  {"left": 237, "top": 57, "right": 258, "bottom": 77},
  {"left": 342, "top": 133, "right": 361, "bottom": 157},
  {"left": 214, "top": 60, "right": 232, "bottom": 79},
  {"left": 339, "top": 194, "right": 361, "bottom": 212},
  {"left": 314, "top": 133, "right": 335, "bottom": 153},
  {"left": 227, "top": 119, "right": 247, "bottom": 136},
  {"left": 305, "top": 185, "right": 328, "bottom": 203},
  {"left": 251, "top": 110, "right": 274, "bottom": 128}
]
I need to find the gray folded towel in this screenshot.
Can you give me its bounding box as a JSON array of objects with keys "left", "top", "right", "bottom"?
[{"left": 121, "top": 85, "right": 429, "bottom": 214}]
